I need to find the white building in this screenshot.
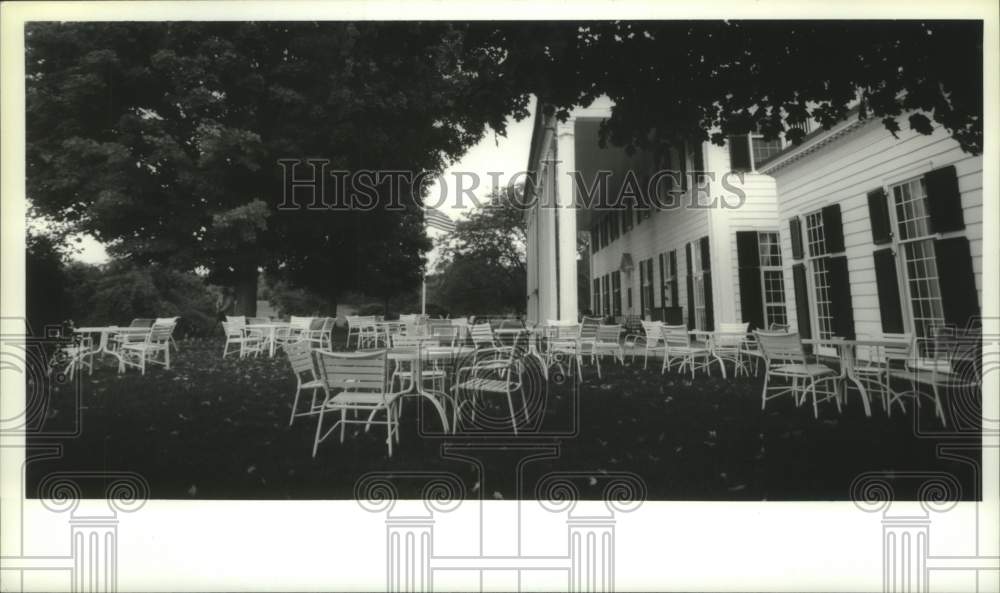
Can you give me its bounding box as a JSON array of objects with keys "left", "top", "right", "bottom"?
[{"left": 524, "top": 98, "right": 983, "bottom": 343}]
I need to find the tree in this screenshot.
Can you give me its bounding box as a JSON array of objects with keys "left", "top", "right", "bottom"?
[
  {"left": 432, "top": 186, "right": 527, "bottom": 315},
  {"left": 25, "top": 22, "right": 527, "bottom": 315},
  {"left": 470, "top": 20, "right": 982, "bottom": 154}
]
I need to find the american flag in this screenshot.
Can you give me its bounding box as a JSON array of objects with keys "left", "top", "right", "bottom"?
[{"left": 424, "top": 208, "right": 456, "bottom": 233}]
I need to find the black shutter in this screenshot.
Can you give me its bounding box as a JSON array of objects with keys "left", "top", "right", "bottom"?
[
  {"left": 728, "top": 135, "right": 752, "bottom": 171},
  {"left": 873, "top": 248, "right": 905, "bottom": 334},
  {"left": 700, "top": 236, "right": 713, "bottom": 330},
  {"left": 736, "top": 231, "right": 764, "bottom": 330},
  {"left": 826, "top": 255, "right": 856, "bottom": 339},
  {"left": 692, "top": 141, "right": 705, "bottom": 185},
  {"left": 789, "top": 217, "right": 804, "bottom": 260},
  {"left": 686, "top": 243, "right": 695, "bottom": 329},
  {"left": 822, "top": 204, "right": 845, "bottom": 253},
  {"left": 924, "top": 166, "right": 965, "bottom": 234},
  {"left": 867, "top": 188, "right": 893, "bottom": 245},
  {"left": 658, "top": 253, "right": 665, "bottom": 308},
  {"left": 792, "top": 263, "right": 812, "bottom": 339},
  {"left": 670, "top": 250, "right": 679, "bottom": 305},
  {"left": 639, "top": 263, "right": 646, "bottom": 314},
  {"left": 934, "top": 237, "right": 979, "bottom": 329}
]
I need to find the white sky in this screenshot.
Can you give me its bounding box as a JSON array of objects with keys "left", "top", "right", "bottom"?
[{"left": 68, "top": 98, "right": 537, "bottom": 268}]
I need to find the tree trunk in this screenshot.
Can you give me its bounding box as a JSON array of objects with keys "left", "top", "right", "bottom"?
[
  {"left": 234, "top": 267, "right": 259, "bottom": 316},
  {"left": 325, "top": 295, "right": 338, "bottom": 318}
]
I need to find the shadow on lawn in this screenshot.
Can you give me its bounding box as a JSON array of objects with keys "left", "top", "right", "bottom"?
[{"left": 25, "top": 331, "right": 980, "bottom": 501}]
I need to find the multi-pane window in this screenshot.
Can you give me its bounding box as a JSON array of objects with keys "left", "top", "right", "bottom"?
[
  {"left": 611, "top": 271, "right": 622, "bottom": 317},
  {"left": 690, "top": 242, "right": 707, "bottom": 329},
  {"left": 660, "top": 250, "right": 677, "bottom": 307},
  {"left": 640, "top": 258, "right": 655, "bottom": 318},
  {"left": 892, "top": 177, "right": 945, "bottom": 338},
  {"left": 751, "top": 135, "right": 784, "bottom": 165},
  {"left": 805, "top": 211, "right": 835, "bottom": 340},
  {"left": 758, "top": 231, "right": 787, "bottom": 327}
]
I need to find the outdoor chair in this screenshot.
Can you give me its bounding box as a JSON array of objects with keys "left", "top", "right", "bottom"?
[
  {"left": 221, "top": 320, "right": 264, "bottom": 358},
  {"left": 886, "top": 329, "right": 977, "bottom": 427},
  {"left": 154, "top": 316, "right": 181, "bottom": 351},
  {"left": 452, "top": 341, "right": 527, "bottom": 435},
  {"left": 470, "top": 322, "right": 497, "bottom": 350},
  {"left": 755, "top": 330, "right": 842, "bottom": 418},
  {"left": 50, "top": 334, "right": 95, "bottom": 379},
  {"left": 591, "top": 324, "right": 624, "bottom": 378},
  {"left": 660, "top": 324, "right": 711, "bottom": 378},
  {"left": 544, "top": 321, "right": 584, "bottom": 383},
  {"left": 428, "top": 319, "right": 459, "bottom": 347},
  {"left": 118, "top": 323, "right": 174, "bottom": 375},
  {"left": 387, "top": 333, "right": 446, "bottom": 392},
  {"left": 354, "top": 316, "right": 382, "bottom": 350},
  {"left": 109, "top": 318, "right": 156, "bottom": 351},
  {"left": 285, "top": 341, "right": 324, "bottom": 426},
  {"left": 304, "top": 317, "right": 335, "bottom": 351},
  {"left": 624, "top": 320, "right": 665, "bottom": 369},
  {"left": 312, "top": 350, "right": 399, "bottom": 457},
  {"left": 714, "top": 322, "right": 751, "bottom": 377}
]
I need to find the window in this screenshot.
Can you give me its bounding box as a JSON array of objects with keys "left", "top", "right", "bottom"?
[
  {"left": 751, "top": 135, "right": 783, "bottom": 166},
  {"left": 660, "top": 250, "right": 677, "bottom": 307},
  {"left": 611, "top": 271, "right": 622, "bottom": 317},
  {"left": 804, "top": 211, "right": 835, "bottom": 340},
  {"left": 758, "top": 231, "right": 788, "bottom": 327},
  {"left": 639, "top": 258, "right": 655, "bottom": 318},
  {"left": 891, "top": 177, "right": 945, "bottom": 338},
  {"left": 593, "top": 278, "right": 601, "bottom": 315},
  {"left": 690, "top": 241, "right": 707, "bottom": 329}
]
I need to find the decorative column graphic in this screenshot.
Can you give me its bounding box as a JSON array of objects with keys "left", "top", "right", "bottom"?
[{"left": 357, "top": 468, "right": 645, "bottom": 593}]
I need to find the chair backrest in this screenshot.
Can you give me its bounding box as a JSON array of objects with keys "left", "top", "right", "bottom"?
[
  {"left": 768, "top": 322, "right": 790, "bottom": 332},
  {"left": 390, "top": 333, "right": 420, "bottom": 348},
  {"left": 754, "top": 331, "right": 807, "bottom": 365},
  {"left": 450, "top": 317, "right": 470, "bottom": 327},
  {"left": 290, "top": 316, "right": 313, "bottom": 330},
  {"left": 154, "top": 317, "right": 179, "bottom": 326},
  {"left": 247, "top": 317, "right": 269, "bottom": 325},
  {"left": 316, "top": 350, "right": 388, "bottom": 397},
  {"left": 131, "top": 318, "right": 156, "bottom": 328},
  {"left": 470, "top": 323, "right": 495, "bottom": 348},
  {"left": 546, "top": 321, "right": 580, "bottom": 340},
  {"left": 221, "top": 321, "right": 243, "bottom": 337},
  {"left": 661, "top": 324, "right": 692, "bottom": 349},
  {"left": 148, "top": 323, "right": 174, "bottom": 344},
  {"left": 641, "top": 321, "right": 663, "bottom": 342},
  {"left": 597, "top": 324, "right": 622, "bottom": 343},
  {"left": 226, "top": 316, "right": 246, "bottom": 327},
  {"left": 579, "top": 316, "right": 602, "bottom": 341},
  {"left": 716, "top": 322, "right": 750, "bottom": 347},
  {"left": 285, "top": 340, "right": 317, "bottom": 377},
  {"left": 399, "top": 314, "right": 419, "bottom": 325}
]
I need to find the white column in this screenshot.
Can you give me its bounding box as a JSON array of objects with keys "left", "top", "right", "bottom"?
[
  {"left": 538, "top": 157, "right": 559, "bottom": 322},
  {"left": 703, "top": 141, "right": 737, "bottom": 326},
  {"left": 555, "top": 119, "right": 579, "bottom": 322},
  {"left": 526, "top": 208, "right": 538, "bottom": 325}
]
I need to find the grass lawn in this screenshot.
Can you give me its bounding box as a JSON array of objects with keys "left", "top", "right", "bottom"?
[{"left": 27, "top": 328, "right": 980, "bottom": 501}]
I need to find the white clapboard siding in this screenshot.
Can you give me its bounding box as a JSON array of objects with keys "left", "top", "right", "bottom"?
[
  {"left": 724, "top": 173, "right": 782, "bottom": 325},
  {"left": 769, "top": 116, "right": 983, "bottom": 339}
]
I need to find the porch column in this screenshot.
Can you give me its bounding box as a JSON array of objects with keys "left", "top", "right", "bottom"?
[
  {"left": 526, "top": 207, "right": 539, "bottom": 325},
  {"left": 703, "top": 142, "right": 737, "bottom": 326},
  {"left": 555, "top": 118, "right": 579, "bottom": 322},
  {"left": 538, "top": 156, "right": 559, "bottom": 322}
]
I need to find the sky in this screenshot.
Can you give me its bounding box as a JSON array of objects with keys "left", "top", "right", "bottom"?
[{"left": 67, "top": 99, "right": 537, "bottom": 268}]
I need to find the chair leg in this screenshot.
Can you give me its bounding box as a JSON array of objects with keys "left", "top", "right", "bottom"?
[
  {"left": 289, "top": 385, "right": 302, "bottom": 426},
  {"left": 809, "top": 381, "right": 819, "bottom": 418},
  {"left": 760, "top": 372, "right": 769, "bottom": 410},
  {"left": 340, "top": 409, "right": 347, "bottom": 443},
  {"left": 165, "top": 346, "right": 171, "bottom": 370},
  {"left": 312, "top": 408, "right": 325, "bottom": 457},
  {"left": 506, "top": 391, "right": 518, "bottom": 436}
]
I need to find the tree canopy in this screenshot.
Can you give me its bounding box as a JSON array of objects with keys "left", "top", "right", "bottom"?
[{"left": 26, "top": 20, "right": 983, "bottom": 319}]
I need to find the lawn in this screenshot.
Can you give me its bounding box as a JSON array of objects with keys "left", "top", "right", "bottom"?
[{"left": 26, "top": 328, "right": 980, "bottom": 501}]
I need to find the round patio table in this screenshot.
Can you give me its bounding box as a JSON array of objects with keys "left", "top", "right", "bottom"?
[
  {"left": 245, "top": 321, "right": 291, "bottom": 357},
  {"left": 387, "top": 344, "right": 475, "bottom": 433}
]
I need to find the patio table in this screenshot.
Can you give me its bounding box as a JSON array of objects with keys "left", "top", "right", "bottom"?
[
  {"left": 246, "top": 321, "right": 291, "bottom": 357},
  {"left": 688, "top": 329, "right": 735, "bottom": 378},
  {"left": 387, "top": 344, "right": 475, "bottom": 433},
  {"left": 801, "top": 337, "right": 906, "bottom": 417},
  {"left": 66, "top": 326, "right": 149, "bottom": 372}
]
